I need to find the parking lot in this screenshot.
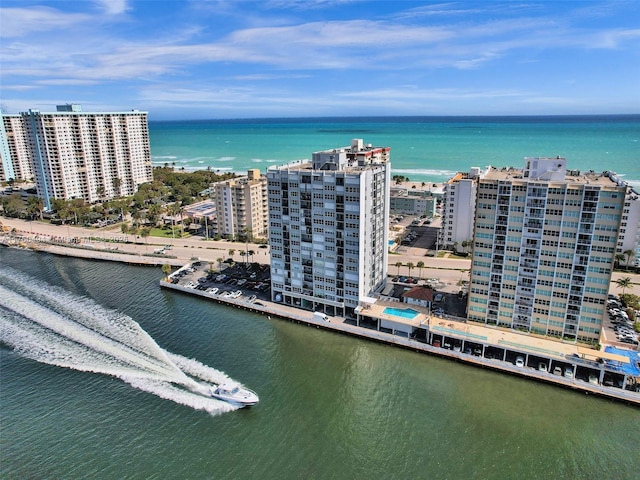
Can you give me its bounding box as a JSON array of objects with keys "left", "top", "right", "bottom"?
[
  {"left": 605, "top": 294, "right": 639, "bottom": 347},
  {"left": 169, "top": 261, "right": 272, "bottom": 304}
]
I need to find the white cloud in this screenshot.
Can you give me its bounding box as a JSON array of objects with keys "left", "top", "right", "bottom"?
[
  {"left": 94, "top": 0, "right": 129, "bottom": 15},
  {"left": 0, "top": 7, "right": 90, "bottom": 38}
]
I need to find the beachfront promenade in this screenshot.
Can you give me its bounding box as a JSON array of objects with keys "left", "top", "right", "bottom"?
[
  {"left": 0, "top": 217, "right": 473, "bottom": 288},
  {"left": 2, "top": 217, "right": 640, "bottom": 405}
]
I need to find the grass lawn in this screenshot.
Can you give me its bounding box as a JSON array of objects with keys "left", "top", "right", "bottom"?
[{"left": 149, "top": 227, "right": 190, "bottom": 239}]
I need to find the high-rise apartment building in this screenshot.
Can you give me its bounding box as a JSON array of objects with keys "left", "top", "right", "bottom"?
[
  {"left": 267, "top": 139, "right": 391, "bottom": 318},
  {"left": 210, "top": 169, "right": 268, "bottom": 239},
  {"left": 0, "top": 104, "right": 152, "bottom": 210},
  {"left": 0, "top": 114, "right": 33, "bottom": 184},
  {"left": 440, "top": 167, "right": 485, "bottom": 250},
  {"left": 468, "top": 158, "right": 625, "bottom": 344}
]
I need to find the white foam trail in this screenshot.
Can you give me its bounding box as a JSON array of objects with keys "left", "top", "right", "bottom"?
[{"left": 0, "top": 267, "right": 245, "bottom": 415}]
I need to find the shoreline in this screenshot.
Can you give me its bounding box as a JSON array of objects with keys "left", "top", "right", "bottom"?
[
  {"left": 2, "top": 217, "right": 639, "bottom": 406},
  {"left": 160, "top": 279, "right": 640, "bottom": 407}
]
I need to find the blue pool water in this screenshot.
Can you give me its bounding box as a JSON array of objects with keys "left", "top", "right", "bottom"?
[{"left": 383, "top": 307, "right": 419, "bottom": 319}]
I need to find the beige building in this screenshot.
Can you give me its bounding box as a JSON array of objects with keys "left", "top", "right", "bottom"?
[
  {"left": 210, "top": 169, "right": 268, "bottom": 240},
  {"left": 468, "top": 158, "right": 625, "bottom": 344},
  {"left": 0, "top": 104, "right": 152, "bottom": 210}
]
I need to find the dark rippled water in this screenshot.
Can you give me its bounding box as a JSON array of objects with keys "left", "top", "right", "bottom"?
[{"left": 1, "top": 248, "right": 639, "bottom": 479}]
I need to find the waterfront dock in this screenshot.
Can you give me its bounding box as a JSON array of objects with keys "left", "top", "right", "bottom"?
[{"left": 160, "top": 277, "right": 640, "bottom": 407}]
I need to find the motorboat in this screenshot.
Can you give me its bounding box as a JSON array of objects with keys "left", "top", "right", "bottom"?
[{"left": 209, "top": 382, "right": 259, "bottom": 407}]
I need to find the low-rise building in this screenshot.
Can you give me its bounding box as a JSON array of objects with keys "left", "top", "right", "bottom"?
[{"left": 390, "top": 187, "right": 437, "bottom": 217}]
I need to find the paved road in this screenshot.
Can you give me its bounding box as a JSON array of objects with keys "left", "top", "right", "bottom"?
[{"left": 2, "top": 216, "right": 638, "bottom": 296}]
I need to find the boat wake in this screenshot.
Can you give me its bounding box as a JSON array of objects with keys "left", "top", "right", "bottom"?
[{"left": 0, "top": 267, "right": 241, "bottom": 415}]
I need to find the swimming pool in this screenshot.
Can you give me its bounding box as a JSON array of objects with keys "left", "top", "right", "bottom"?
[{"left": 382, "top": 307, "right": 419, "bottom": 319}]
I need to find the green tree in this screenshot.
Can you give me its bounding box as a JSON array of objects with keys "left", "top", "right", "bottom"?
[
  {"left": 26, "top": 196, "right": 44, "bottom": 220},
  {"left": 140, "top": 227, "right": 151, "bottom": 248},
  {"left": 416, "top": 261, "right": 425, "bottom": 280},
  {"left": 112, "top": 177, "right": 122, "bottom": 196},
  {"left": 395, "top": 261, "right": 403, "bottom": 276},
  {"left": 217, "top": 257, "right": 224, "bottom": 273},
  {"left": 96, "top": 185, "right": 106, "bottom": 202},
  {"left": 228, "top": 249, "right": 235, "bottom": 260},
  {"left": 615, "top": 253, "right": 626, "bottom": 269},
  {"left": 407, "top": 262, "right": 415, "bottom": 278},
  {"left": 248, "top": 249, "right": 255, "bottom": 264},
  {"left": 624, "top": 249, "right": 635, "bottom": 271},
  {"left": 616, "top": 277, "right": 633, "bottom": 296},
  {"left": 161, "top": 263, "right": 172, "bottom": 280},
  {"left": 1, "top": 194, "right": 24, "bottom": 218}
]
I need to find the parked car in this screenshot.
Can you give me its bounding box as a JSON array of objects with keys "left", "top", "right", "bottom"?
[
  {"left": 564, "top": 367, "right": 574, "bottom": 379},
  {"left": 538, "top": 363, "right": 548, "bottom": 373},
  {"left": 515, "top": 356, "right": 525, "bottom": 367}
]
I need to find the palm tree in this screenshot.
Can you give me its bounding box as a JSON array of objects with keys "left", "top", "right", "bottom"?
[
  {"left": 407, "top": 262, "right": 415, "bottom": 279},
  {"left": 416, "top": 261, "right": 425, "bottom": 280},
  {"left": 165, "top": 202, "right": 181, "bottom": 239},
  {"left": 615, "top": 253, "right": 626, "bottom": 269},
  {"left": 228, "top": 249, "right": 235, "bottom": 261},
  {"left": 217, "top": 257, "right": 224, "bottom": 272},
  {"left": 624, "top": 249, "right": 635, "bottom": 271},
  {"left": 112, "top": 177, "right": 122, "bottom": 197},
  {"left": 140, "top": 227, "right": 150, "bottom": 250},
  {"left": 161, "top": 263, "right": 172, "bottom": 280},
  {"left": 395, "top": 261, "right": 403, "bottom": 276},
  {"left": 615, "top": 277, "right": 633, "bottom": 296},
  {"left": 248, "top": 249, "right": 255, "bottom": 264}
]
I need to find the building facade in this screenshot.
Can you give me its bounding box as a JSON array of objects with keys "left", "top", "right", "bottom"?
[
  {"left": 467, "top": 158, "right": 625, "bottom": 344},
  {"left": 210, "top": 169, "right": 268, "bottom": 240},
  {"left": 0, "top": 104, "right": 152, "bottom": 210},
  {"left": 267, "top": 139, "right": 391, "bottom": 318},
  {"left": 610, "top": 171, "right": 640, "bottom": 269},
  {"left": 440, "top": 168, "right": 485, "bottom": 250},
  {"left": 0, "top": 114, "right": 33, "bottom": 184},
  {"left": 389, "top": 187, "right": 436, "bottom": 217}
]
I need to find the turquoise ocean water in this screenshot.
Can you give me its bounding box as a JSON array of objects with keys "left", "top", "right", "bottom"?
[
  {"left": 149, "top": 115, "right": 640, "bottom": 186},
  {"left": 3, "top": 116, "right": 640, "bottom": 479}
]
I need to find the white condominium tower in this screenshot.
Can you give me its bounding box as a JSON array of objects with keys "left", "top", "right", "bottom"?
[
  {"left": 267, "top": 139, "right": 391, "bottom": 319},
  {"left": 440, "top": 167, "right": 485, "bottom": 250},
  {"left": 210, "top": 169, "right": 268, "bottom": 239},
  {"left": 468, "top": 157, "right": 625, "bottom": 344},
  {"left": 0, "top": 114, "right": 33, "bottom": 184},
  {"left": 0, "top": 104, "right": 152, "bottom": 210}
]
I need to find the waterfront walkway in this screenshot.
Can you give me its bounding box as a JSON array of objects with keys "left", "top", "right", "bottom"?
[{"left": 160, "top": 278, "right": 640, "bottom": 406}]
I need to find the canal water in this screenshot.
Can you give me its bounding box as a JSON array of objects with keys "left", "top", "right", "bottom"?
[{"left": 1, "top": 248, "right": 638, "bottom": 479}]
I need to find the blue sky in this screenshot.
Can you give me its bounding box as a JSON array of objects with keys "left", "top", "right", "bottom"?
[{"left": 1, "top": 0, "right": 639, "bottom": 120}]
